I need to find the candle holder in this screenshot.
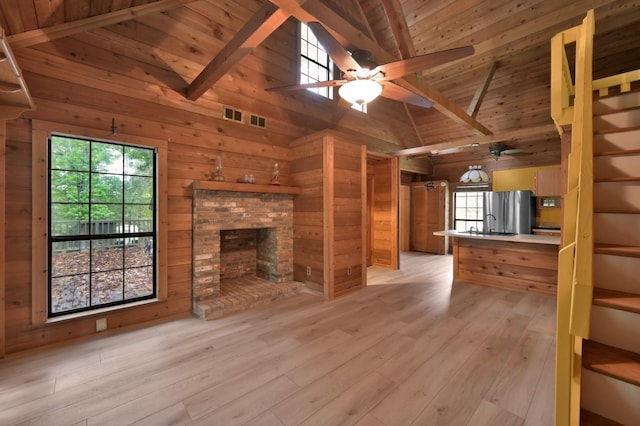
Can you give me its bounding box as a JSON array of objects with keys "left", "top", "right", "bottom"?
[
  {"left": 271, "top": 162, "right": 280, "bottom": 185},
  {"left": 213, "top": 155, "right": 225, "bottom": 181}
]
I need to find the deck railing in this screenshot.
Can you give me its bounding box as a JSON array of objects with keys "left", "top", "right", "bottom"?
[
  {"left": 550, "top": 9, "right": 640, "bottom": 426},
  {"left": 51, "top": 219, "right": 153, "bottom": 252}
]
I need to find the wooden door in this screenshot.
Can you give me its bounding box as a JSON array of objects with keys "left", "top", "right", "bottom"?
[
  {"left": 411, "top": 182, "right": 447, "bottom": 254},
  {"left": 367, "top": 175, "right": 374, "bottom": 266},
  {"left": 400, "top": 185, "right": 411, "bottom": 251},
  {"left": 425, "top": 184, "right": 446, "bottom": 254},
  {"left": 411, "top": 184, "right": 428, "bottom": 251}
]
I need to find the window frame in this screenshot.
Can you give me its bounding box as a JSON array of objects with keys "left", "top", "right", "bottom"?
[
  {"left": 47, "top": 135, "right": 157, "bottom": 317},
  {"left": 453, "top": 191, "right": 486, "bottom": 232},
  {"left": 32, "top": 121, "right": 168, "bottom": 324},
  {"left": 299, "top": 22, "right": 335, "bottom": 100}
]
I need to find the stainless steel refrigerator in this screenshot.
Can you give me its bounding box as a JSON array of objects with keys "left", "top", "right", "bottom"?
[{"left": 482, "top": 190, "right": 535, "bottom": 234}]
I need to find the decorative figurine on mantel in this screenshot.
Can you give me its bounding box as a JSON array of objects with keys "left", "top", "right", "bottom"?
[
  {"left": 271, "top": 162, "right": 280, "bottom": 185},
  {"left": 213, "top": 155, "right": 225, "bottom": 181}
]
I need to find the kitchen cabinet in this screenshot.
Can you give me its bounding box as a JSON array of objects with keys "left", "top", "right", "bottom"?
[
  {"left": 451, "top": 235, "right": 559, "bottom": 297},
  {"left": 534, "top": 168, "right": 562, "bottom": 196}
]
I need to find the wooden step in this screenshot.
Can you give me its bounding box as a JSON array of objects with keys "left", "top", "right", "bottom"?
[
  {"left": 594, "top": 148, "right": 640, "bottom": 157},
  {"left": 593, "top": 128, "right": 640, "bottom": 153},
  {"left": 593, "top": 107, "right": 640, "bottom": 133},
  {"left": 594, "top": 181, "right": 640, "bottom": 213},
  {"left": 590, "top": 305, "right": 640, "bottom": 354},
  {"left": 582, "top": 340, "right": 640, "bottom": 387},
  {"left": 594, "top": 208, "right": 640, "bottom": 214},
  {"left": 594, "top": 90, "right": 640, "bottom": 115},
  {"left": 580, "top": 409, "right": 623, "bottom": 426},
  {"left": 594, "top": 176, "right": 640, "bottom": 183},
  {"left": 594, "top": 244, "right": 640, "bottom": 258},
  {"left": 593, "top": 154, "right": 640, "bottom": 181},
  {"left": 593, "top": 288, "right": 640, "bottom": 314},
  {"left": 581, "top": 368, "right": 640, "bottom": 425},
  {"left": 594, "top": 213, "right": 640, "bottom": 246},
  {"left": 594, "top": 254, "right": 640, "bottom": 294}
]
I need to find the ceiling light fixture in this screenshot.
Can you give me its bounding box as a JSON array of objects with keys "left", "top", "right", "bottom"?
[
  {"left": 338, "top": 79, "right": 382, "bottom": 105},
  {"left": 460, "top": 165, "right": 489, "bottom": 183}
]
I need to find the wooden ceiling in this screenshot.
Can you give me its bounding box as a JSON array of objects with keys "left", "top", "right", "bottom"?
[{"left": 1, "top": 0, "right": 639, "bottom": 178}]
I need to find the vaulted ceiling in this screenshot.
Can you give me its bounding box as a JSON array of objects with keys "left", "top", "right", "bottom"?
[{"left": 1, "top": 0, "right": 639, "bottom": 178}]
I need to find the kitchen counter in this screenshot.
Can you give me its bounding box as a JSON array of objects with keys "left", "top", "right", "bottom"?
[
  {"left": 435, "top": 230, "right": 560, "bottom": 245},
  {"left": 436, "top": 230, "right": 559, "bottom": 297}
]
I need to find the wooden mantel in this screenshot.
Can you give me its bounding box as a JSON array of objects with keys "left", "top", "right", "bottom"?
[{"left": 192, "top": 180, "right": 301, "bottom": 195}]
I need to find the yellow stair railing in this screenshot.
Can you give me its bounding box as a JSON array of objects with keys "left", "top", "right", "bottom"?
[
  {"left": 551, "top": 9, "right": 640, "bottom": 426},
  {"left": 551, "top": 10, "right": 594, "bottom": 426}
]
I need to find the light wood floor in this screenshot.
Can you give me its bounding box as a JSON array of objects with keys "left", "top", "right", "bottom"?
[{"left": 0, "top": 252, "right": 556, "bottom": 426}]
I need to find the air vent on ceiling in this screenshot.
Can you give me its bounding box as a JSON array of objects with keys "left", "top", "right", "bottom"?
[
  {"left": 223, "top": 106, "right": 243, "bottom": 123},
  {"left": 249, "top": 114, "right": 266, "bottom": 129}
]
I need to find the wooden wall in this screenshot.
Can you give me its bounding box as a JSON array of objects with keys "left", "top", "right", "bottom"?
[
  {"left": 0, "top": 120, "right": 5, "bottom": 356},
  {"left": 369, "top": 157, "right": 399, "bottom": 269},
  {"left": 1, "top": 40, "right": 306, "bottom": 355},
  {"left": 291, "top": 134, "right": 325, "bottom": 294},
  {"left": 1, "top": 3, "right": 430, "bottom": 353},
  {"left": 291, "top": 131, "right": 366, "bottom": 299}
]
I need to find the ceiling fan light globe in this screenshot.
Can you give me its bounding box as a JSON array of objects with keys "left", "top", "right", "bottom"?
[{"left": 338, "top": 79, "right": 382, "bottom": 105}]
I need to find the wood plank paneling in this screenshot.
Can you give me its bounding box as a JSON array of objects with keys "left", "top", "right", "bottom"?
[
  {"left": 292, "top": 131, "right": 365, "bottom": 299},
  {"left": 370, "top": 158, "right": 399, "bottom": 269},
  {"left": 0, "top": 120, "right": 5, "bottom": 357},
  {"left": 454, "top": 238, "right": 559, "bottom": 298}
]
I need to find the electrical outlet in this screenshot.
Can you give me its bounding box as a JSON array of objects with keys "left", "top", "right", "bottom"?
[
  {"left": 306, "top": 266, "right": 311, "bottom": 276},
  {"left": 96, "top": 318, "right": 107, "bottom": 332},
  {"left": 347, "top": 267, "right": 352, "bottom": 276}
]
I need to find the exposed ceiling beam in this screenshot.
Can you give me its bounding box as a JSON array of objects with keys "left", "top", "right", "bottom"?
[
  {"left": 6, "top": 0, "right": 201, "bottom": 50},
  {"left": 380, "top": 0, "right": 415, "bottom": 59},
  {"left": 287, "top": 1, "right": 493, "bottom": 136},
  {"left": 379, "top": 0, "right": 424, "bottom": 148},
  {"left": 391, "top": 124, "right": 558, "bottom": 157},
  {"left": 186, "top": 2, "right": 289, "bottom": 100},
  {"left": 0, "top": 27, "right": 34, "bottom": 119},
  {"left": 467, "top": 61, "right": 497, "bottom": 118}
]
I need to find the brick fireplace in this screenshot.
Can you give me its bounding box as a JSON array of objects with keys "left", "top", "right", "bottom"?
[{"left": 192, "top": 188, "right": 297, "bottom": 319}]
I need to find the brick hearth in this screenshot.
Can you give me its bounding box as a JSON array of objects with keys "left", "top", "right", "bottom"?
[{"left": 192, "top": 189, "right": 301, "bottom": 319}]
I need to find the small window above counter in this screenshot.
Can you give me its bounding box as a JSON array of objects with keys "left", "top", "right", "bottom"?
[{"left": 538, "top": 196, "right": 561, "bottom": 209}]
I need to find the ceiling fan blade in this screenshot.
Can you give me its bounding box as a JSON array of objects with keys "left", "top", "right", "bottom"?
[
  {"left": 380, "top": 82, "right": 433, "bottom": 108},
  {"left": 266, "top": 79, "right": 348, "bottom": 92},
  {"left": 307, "top": 22, "right": 362, "bottom": 73},
  {"left": 371, "top": 46, "right": 475, "bottom": 81},
  {"left": 501, "top": 148, "right": 531, "bottom": 156}
]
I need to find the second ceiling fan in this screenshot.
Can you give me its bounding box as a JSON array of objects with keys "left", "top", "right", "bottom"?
[{"left": 267, "top": 22, "right": 475, "bottom": 108}]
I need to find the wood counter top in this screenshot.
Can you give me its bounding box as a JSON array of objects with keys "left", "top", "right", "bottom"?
[{"left": 434, "top": 230, "right": 560, "bottom": 245}]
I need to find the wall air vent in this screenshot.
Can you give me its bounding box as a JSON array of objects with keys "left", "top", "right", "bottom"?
[
  {"left": 223, "top": 106, "right": 243, "bottom": 123},
  {"left": 249, "top": 114, "right": 266, "bottom": 129}
]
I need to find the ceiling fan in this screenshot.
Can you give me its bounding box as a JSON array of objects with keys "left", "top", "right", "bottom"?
[
  {"left": 266, "top": 22, "right": 474, "bottom": 108},
  {"left": 489, "top": 142, "right": 531, "bottom": 160}
]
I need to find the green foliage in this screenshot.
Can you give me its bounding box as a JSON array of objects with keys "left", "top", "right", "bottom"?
[{"left": 50, "top": 136, "right": 155, "bottom": 224}]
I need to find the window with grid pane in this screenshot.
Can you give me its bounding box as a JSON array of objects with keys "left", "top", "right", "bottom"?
[
  {"left": 48, "top": 135, "right": 156, "bottom": 317},
  {"left": 300, "top": 22, "right": 334, "bottom": 99},
  {"left": 453, "top": 192, "right": 485, "bottom": 232}
]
